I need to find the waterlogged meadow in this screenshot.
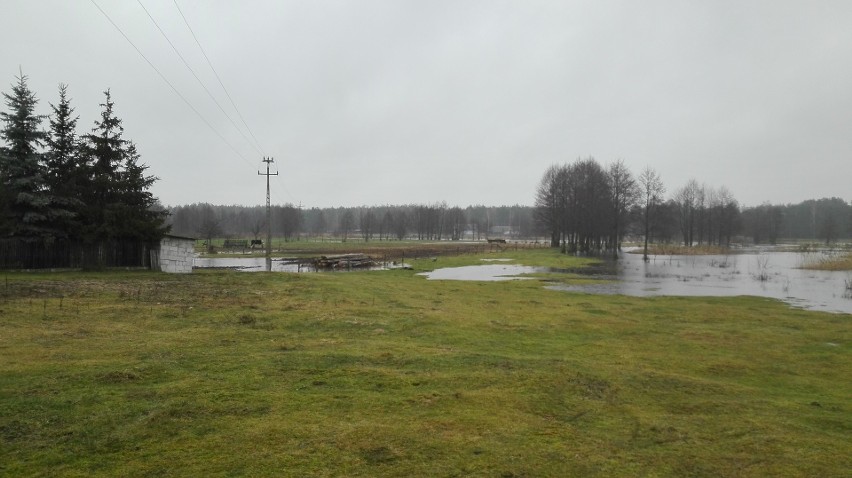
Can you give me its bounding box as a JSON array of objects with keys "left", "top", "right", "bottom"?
[{"left": 1, "top": 249, "right": 849, "bottom": 476}]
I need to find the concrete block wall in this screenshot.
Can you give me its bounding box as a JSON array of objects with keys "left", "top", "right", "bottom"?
[{"left": 157, "top": 237, "right": 195, "bottom": 273}]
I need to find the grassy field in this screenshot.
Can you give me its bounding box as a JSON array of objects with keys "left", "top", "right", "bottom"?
[{"left": 1, "top": 249, "right": 850, "bottom": 476}]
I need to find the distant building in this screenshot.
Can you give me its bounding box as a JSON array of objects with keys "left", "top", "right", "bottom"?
[{"left": 151, "top": 235, "right": 195, "bottom": 273}]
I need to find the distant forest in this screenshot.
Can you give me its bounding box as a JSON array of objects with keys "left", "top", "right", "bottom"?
[
  {"left": 167, "top": 195, "right": 852, "bottom": 246},
  {"left": 168, "top": 203, "right": 534, "bottom": 243}
]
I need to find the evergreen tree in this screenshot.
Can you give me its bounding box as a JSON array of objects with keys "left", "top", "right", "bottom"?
[
  {"left": 45, "top": 83, "right": 83, "bottom": 237},
  {"left": 80, "top": 90, "right": 127, "bottom": 240},
  {"left": 0, "top": 73, "right": 63, "bottom": 238},
  {"left": 112, "top": 142, "right": 169, "bottom": 240},
  {"left": 81, "top": 90, "right": 167, "bottom": 241}
]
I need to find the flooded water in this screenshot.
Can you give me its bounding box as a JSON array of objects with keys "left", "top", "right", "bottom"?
[
  {"left": 194, "top": 257, "right": 307, "bottom": 272},
  {"left": 196, "top": 250, "right": 851, "bottom": 314},
  {"left": 193, "top": 257, "right": 402, "bottom": 272},
  {"left": 418, "top": 264, "right": 542, "bottom": 281},
  {"left": 422, "top": 249, "right": 852, "bottom": 314}
]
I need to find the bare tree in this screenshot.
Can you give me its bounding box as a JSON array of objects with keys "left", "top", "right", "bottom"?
[
  {"left": 380, "top": 210, "right": 393, "bottom": 240},
  {"left": 638, "top": 166, "right": 665, "bottom": 261},
  {"left": 311, "top": 209, "right": 327, "bottom": 240},
  {"left": 567, "top": 157, "right": 610, "bottom": 253},
  {"left": 607, "top": 159, "right": 639, "bottom": 258},
  {"left": 535, "top": 158, "right": 627, "bottom": 254},
  {"left": 817, "top": 198, "right": 848, "bottom": 245},
  {"left": 359, "top": 208, "right": 377, "bottom": 242},
  {"left": 674, "top": 179, "right": 701, "bottom": 247},
  {"left": 250, "top": 219, "right": 264, "bottom": 242},
  {"left": 744, "top": 203, "right": 783, "bottom": 245},
  {"left": 274, "top": 204, "right": 303, "bottom": 242},
  {"left": 339, "top": 209, "right": 354, "bottom": 242},
  {"left": 534, "top": 164, "right": 564, "bottom": 247},
  {"left": 393, "top": 210, "right": 408, "bottom": 240},
  {"left": 445, "top": 207, "right": 466, "bottom": 240},
  {"left": 196, "top": 204, "right": 222, "bottom": 252},
  {"left": 716, "top": 186, "right": 740, "bottom": 246}
]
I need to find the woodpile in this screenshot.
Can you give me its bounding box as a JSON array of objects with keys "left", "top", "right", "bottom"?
[{"left": 313, "top": 253, "right": 374, "bottom": 270}]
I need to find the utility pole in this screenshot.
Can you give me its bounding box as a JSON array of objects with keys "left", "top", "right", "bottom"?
[{"left": 258, "top": 157, "right": 278, "bottom": 272}]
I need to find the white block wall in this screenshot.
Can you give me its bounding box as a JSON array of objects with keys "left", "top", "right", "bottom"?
[{"left": 156, "top": 237, "right": 195, "bottom": 273}]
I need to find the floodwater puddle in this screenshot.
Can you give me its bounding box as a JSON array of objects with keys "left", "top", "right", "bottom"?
[
  {"left": 195, "top": 257, "right": 310, "bottom": 272},
  {"left": 420, "top": 250, "right": 852, "bottom": 314},
  {"left": 576, "top": 249, "right": 852, "bottom": 314},
  {"left": 418, "top": 263, "right": 543, "bottom": 281}
]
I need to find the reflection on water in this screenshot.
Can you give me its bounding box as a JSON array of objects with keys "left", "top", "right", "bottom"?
[
  {"left": 422, "top": 250, "right": 852, "bottom": 314},
  {"left": 194, "top": 257, "right": 305, "bottom": 272},
  {"left": 193, "top": 256, "right": 402, "bottom": 272},
  {"left": 419, "top": 264, "right": 543, "bottom": 281},
  {"left": 560, "top": 251, "right": 852, "bottom": 314}
]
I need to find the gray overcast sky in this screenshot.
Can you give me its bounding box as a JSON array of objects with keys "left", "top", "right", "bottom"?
[{"left": 2, "top": 0, "right": 851, "bottom": 208}]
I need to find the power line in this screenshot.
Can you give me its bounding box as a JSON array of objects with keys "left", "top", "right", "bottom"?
[
  {"left": 173, "top": 0, "right": 266, "bottom": 155},
  {"left": 258, "top": 157, "right": 278, "bottom": 271},
  {"left": 136, "top": 0, "right": 263, "bottom": 157},
  {"left": 271, "top": 172, "right": 298, "bottom": 204},
  {"left": 89, "top": 0, "right": 254, "bottom": 168}
]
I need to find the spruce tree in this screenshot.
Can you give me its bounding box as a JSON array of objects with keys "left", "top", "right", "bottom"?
[
  {"left": 81, "top": 90, "right": 167, "bottom": 241},
  {"left": 45, "top": 83, "right": 83, "bottom": 238},
  {"left": 112, "top": 141, "right": 169, "bottom": 241},
  {"left": 80, "top": 90, "right": 125, "bottom": 241},
  {"left": 0, "top": 73, "right": 62, "bottom": 239}
]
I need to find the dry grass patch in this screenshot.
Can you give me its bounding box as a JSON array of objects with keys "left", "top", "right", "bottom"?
[{"left": 801, "top": 252, "right": 852, "bottom": 271}]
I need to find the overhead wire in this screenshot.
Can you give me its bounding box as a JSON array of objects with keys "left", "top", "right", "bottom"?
[
  {"left": 172, "top": 0, "right": 266, "bottom": 156},
  {"left": 136, "top": 0, "right": 263, "bottom": 157},
  {"left": 272, "top": 171, "right": 298, "bottom": 205},
  {"left": 89, "top": 0, "right": 255, "bottom": 168},
  {"left": 173, "top": 0, "right": 298, "bottom": 205}
]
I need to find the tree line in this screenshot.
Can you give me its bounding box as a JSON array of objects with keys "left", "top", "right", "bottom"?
[
  {"left": 741, "top": 197, "right": 852, "bottom": 246},
  {"left": 0, "top": 74, "right": 167, "bottom": 243},
  {"left": 168, "top": 180, "right": 849, "bottom": 250},
  {"left": 167, "top": 203, "right": 536, "bottom": 243},
  {"left": 535, "top": 158, "right": 851, "bottom": 257}
]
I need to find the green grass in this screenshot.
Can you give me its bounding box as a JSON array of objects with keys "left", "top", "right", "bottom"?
[{"left": 1, "top": 251, "right": 850, "bottom": 476}]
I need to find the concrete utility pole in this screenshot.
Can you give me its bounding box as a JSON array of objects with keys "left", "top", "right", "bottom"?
[{"left": 258, "top": 157, "right": 278, "bottom": 272}]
